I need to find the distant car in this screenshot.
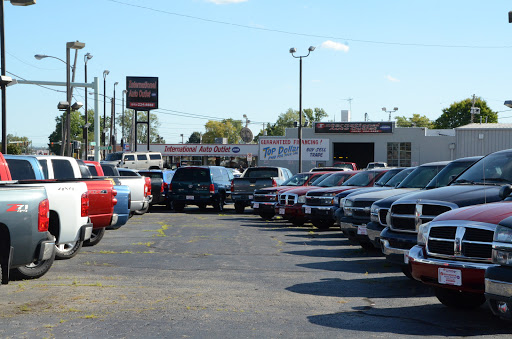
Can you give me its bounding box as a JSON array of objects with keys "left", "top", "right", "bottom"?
[
  {"left": 365, "top": 162, "right": 387, "bottom": 170},
  {"left": 138, "top": 169, "right": 175, "bottom": 207},
  {"left": 310, "top": 167, "right": 350, "bottom": 172}
]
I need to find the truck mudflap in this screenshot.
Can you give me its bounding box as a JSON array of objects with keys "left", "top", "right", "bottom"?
[
  {"left": 485, "top": 266, "right": 512, "bottom": 320},
  {"left": 1, "top": 246, "right": 13, "bottom": 284},
  {"left": 80, "top": 223, "right": 94, "bottom": 242}
]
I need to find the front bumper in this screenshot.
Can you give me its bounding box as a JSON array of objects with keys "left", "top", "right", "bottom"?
[
  {"left": 408, "top": 245, "right": 494, "bottom": 293},
  {"left": 380, "top": 227, "right": 417, "bottom": 265},
  {"left": 252, "top": 201, "right": 276, "bottom": 212},
  {"left": 367, "top": 221, "right": 385, "bottom": 248},
  {"left": 485, "top": 266, "right": 512, "bottom": 320},
  {"left": 275, "top": 203, "right": 304, "bottom": 219},
  {"left": 339, "top": 217, "right": 373, "bottom": 244},
  {"left": 303, "top": 205, "right": 336, "bottom": 221}
]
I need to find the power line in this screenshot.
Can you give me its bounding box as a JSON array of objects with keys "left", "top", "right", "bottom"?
[{"left": 107, "top": 0, "right": 512, "bottom": 49}]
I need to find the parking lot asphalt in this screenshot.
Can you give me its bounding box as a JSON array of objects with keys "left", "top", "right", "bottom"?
[{"left": 0, "top": 204, "right": 510, "bottom": 338}]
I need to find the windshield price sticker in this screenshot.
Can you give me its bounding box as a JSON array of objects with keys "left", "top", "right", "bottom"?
[
  {"left": 305, "top": 206, "right": 311, "bottom": 214},
  {"left": 357, "top": 225, "right": 367, "bottom": 235},
  {"left": 253, "top": 202, "right": 259, "bottom": 209},
  {"left": 279, "top": 208, "right": 285, "bottom": 215},
  {"left": 186, "top": 195, "right": 194, "bottom": 200},
  {"left": 249, "top": 195, "right": 253, "bottom": 199},
  {"left": 438, "top": 268, "right": 462, "bottom": 286}
]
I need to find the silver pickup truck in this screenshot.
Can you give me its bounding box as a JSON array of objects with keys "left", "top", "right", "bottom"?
[{"left": 231, "top": 167, "right": 293, "bottom": 213}]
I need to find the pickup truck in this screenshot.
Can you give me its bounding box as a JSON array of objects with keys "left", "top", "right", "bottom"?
[
  {"left": 380, "top": 149, "right": 510, "bottom": 276},
  {"left": 0, "top": 183, "right": 56, "bottom": 284},
  {"left": 6, "top": 155, "right": 116, "bottom": 251},
  {"left": 302, "top": 169, "right": 390, "bottom": 229},
  {"left": 252, "top": 171, "right": 332, "bottom": 220},
  {"left": 84, "top": 160, "right": 132, "bottom": 230},
  {"left": 138, "top": 169, "right": 168, "bottom": 207},
  {"left": 5, "top": 155, "right": 93, "bottom": 262},
  {"left": 231, "top": 166, "right": 293, "bottom": 214},
  {"left": 101, "top": 163, "right": 152, "bottom": 216},
  {"left": 333, "top": 162, "right": 358, "bottom": 170},
  {"left": 275, "top": 171, "right": 356, "bottom": 227},
  {"left": 340, "top": 158, "right": 478, "bottom": 249}
]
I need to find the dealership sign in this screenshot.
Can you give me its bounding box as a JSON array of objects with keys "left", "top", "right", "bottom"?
[
  {"left": 314, "top": 122, "right": 393, "bottom": 133},
  {"left": 259, "top": 139, "right": 329, "bottom": 161},
  {"left": 137, "top": 144, "right": 259, "bottom": 156},
  {"left": 126, "top": 76, "right": 158, "bottom": 110}
]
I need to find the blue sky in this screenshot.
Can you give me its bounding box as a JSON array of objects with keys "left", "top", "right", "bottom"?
[{"left": 6, "top": 0, "right": 512, "bottom": 146}]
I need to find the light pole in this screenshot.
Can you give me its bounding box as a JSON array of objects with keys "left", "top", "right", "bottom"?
[
  {"left": 102, "top": 70, "right": 109, "bottom": 157},
  {"left": 290, "top": 46, "right": 315, "bottom": 172},
  {"left": 111, "top": 81, "right": 118, "bottom": 152},
  {"left": 180, "top": 133, "right": 184, "bottom": 144},
  {"left": 121, "top": 89, "right": 127, "bottom": 148},
  {"left": 1, "top": 0, "right": 36, "bottom": 154},
  {"left": 382, "top": 107, "right": 398, "bottom": 122},
  {"left": 83, "top": 52, "right": 92, "bottom": 159},
  {"left": 64, "top": 41, "right": 85, "bottom": 156}
]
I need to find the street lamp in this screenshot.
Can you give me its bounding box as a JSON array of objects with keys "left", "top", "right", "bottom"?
[
  {"left": 83, "top": 52, "right": 92, "bottom": 159},
  {"left": 382, "top": 107, "right": 398, "bottom": 122},
  {"left": 111, "top": 81, "right": 118, "bottom": 151},
  {"left": 1, "top": 0, "right": 36, "bottom": 154},
  {"left": 102, "top": 70, "right": 109, "bottom": 156},
  {"left": 180, "top": 133, "right": 184, "bottom": 144},
  {"left": 290, "top": 45, "right": 315, "bottom": 172}
]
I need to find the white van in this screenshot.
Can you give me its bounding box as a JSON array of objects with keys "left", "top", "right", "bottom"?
[{"left": 103, "top": 151, "right": 163, "bottom": 170}]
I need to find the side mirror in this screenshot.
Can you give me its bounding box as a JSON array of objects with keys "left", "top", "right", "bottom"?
[{"left": 499, "top": 185, "right": 512, "bottom": 200}]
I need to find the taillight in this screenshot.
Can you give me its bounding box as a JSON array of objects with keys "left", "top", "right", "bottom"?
[
  {"left": 231, "top": 180, "right": 234, "bottom": 193},
  {"left": 209, "top": 183, "right": 215, "bottom": 194},
  {"left": 160, "top": 182, "right": 165, "bottom": 193},
  {"left": 112, "top": 189, "right": 118, "bottom": 206},
  {"left": 81, "top": 192, "right": 89, "bottom": 217},
  {"left": 144, "top": 177, "right": 151, "bottom": 197},
  {"left": 272, "top": 179, "right": 277, "bottom": 187},
  {"left": 168, "top": 183, "right": 172, "bottom": 192},
  {"left": 38, "top": 199, "right": 50, "bottom": 232}
]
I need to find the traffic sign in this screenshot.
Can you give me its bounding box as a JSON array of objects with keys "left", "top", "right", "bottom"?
[{"left": 98, "top": 146, "right": 112, "bottom": 150}]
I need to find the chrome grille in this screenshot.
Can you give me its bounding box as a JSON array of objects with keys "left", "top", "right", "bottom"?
[
  {"left": 253, "top": 193, "right": 276, "bottom": 203},
  {"left": 378, "top": 209, "right": 388, "bottom": 226},
  {"left": 305, "top": 195, "right": 333, "bottom": 206},
  {"left": 389, "top": 202, "right": 453, "bottom": 233},
  {"left": 426, "top": 225, "right": 493, "bottom": 262},
  {"left": 279, "top": 193, "right": 297, "bottom": 206}
]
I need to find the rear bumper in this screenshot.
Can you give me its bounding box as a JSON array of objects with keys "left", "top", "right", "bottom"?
[
  {"left": 232, "top": 193, "right": 254, "bottom": 205},
  {"left": 408, "top": 245, "right": 494, "bottom": 293},
  {"left": 80, "top": 223, "right": 93, "bottom": 241},
  {"left": 170, "top": 193, "right": 220, "bottom": 206},
  {"left": 107, "top": 214, "right": 129, "bottom": 230},
  {"left": 39, "top": 239, "right": 55, "bottom": 261}
]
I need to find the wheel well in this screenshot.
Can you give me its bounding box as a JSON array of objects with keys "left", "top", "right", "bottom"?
[
  {"left": 48, "top": 211, "right": 60, "bottom": 242},
  {"left": 0, "top": 224, "right": 10, "bottom": 258}
]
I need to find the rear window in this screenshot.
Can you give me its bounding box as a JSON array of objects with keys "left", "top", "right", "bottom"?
[
  {"left": 243, "top": 168, "right": 279, "bottom": 178},
  {"left": 52, "top": 159, "right": 75, "bottom": 179},
  {"left": 87, "top": 164, "right": 98, "bottom": 176},
  {"left": 172, "top": 167, "right": 211, "bottom": 183},
  {"left": 6, "top": 159, "right": 36, "bottom": 180},
  {"left": 101, "top": 165, "right": 116, "bottom": 176},
  {"left": 149, "top": 154, "right": 161, "bottom": 160}
]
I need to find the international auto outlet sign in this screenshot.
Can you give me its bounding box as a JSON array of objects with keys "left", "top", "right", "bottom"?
[
  {"left": 126, "top": 76, "right": 158, "bottom": 110},
  {"left": 137, "top": 144, "right": 259, "bottom": 156}
]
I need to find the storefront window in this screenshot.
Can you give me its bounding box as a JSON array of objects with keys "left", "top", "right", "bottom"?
[{"left": 387, "top": 142, "right": 411, "bottom": 167}]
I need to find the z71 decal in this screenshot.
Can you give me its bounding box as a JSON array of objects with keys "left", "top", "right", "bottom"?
[{"left": 7, "top": 204, "right": 28, "bottom": 213}]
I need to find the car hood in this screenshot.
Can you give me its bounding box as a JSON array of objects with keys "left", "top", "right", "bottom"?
[
  {"left": 433, "top": 202, "right": 512, "bottom": 225},
  {"left": 281, "top": 186, "right": 322, "bottom": 195},
  {"left": 337, "top": 186, "right": 392, "bottom": 199},
  {"left": 349, "top": 188, "right": 419, "bottom": 202},
  {"left": 393, "top": 184, "right": 503, "bottom": 208},
  {"left": 306, "top": 186, "right": 364, "bottom": 195}
]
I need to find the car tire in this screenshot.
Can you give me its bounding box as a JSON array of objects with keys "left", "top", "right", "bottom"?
[
  {"left": 198, "top": 203, "right": 207, "bottom": 210},
  {"left": 83, "top": 228, "right": 106, "bottom": 247},
  {"left": 55, "top": 241, "right": 83, "bottom": 260},
  {"left": 234, "top": 202, "right": 245, "bottom": 214},
  {"left": 291, "top": 218, "right": 305, "bottom": 226},
  {"left": 213, "top": 196, "right": 224, "bottom": 212},
  {"left": 10, "top": 248, "right": 56, "bottom": 281},
  {"left": 434, "top": 287, "right": 486, "bottom": 309},
  {"left": 259, "top": 212, "right": 274, "bottom": 221},
  {"left": 401, "top": 265, "right": 415, "bottom": 280},
  {"left": 359, "top": 241, "right": 376, "bottom": 251},
  {"left": 174, "top": 203, "right": 185, "bottom": 213},
  {"left": 312, "top": 219, "right": 334, "bottom": 230}
]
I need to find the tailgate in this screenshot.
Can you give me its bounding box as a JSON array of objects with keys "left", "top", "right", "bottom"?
[{"left": 233, "top": 178, "right": 273, "bottom": 194}]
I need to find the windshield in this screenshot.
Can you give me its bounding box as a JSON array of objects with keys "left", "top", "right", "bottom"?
[
  {"left": 342, "top": 171, "right": 378, "bottom": 187},
  {"left": 384, "top": 167, "right": 415, "bottom": 187},
  {"left": 374, "top": 168, "right": 402, "bottom": 187},
  {"left": 105, "top": 152, "right": 123, "bottom": 161},
  {"left": 453, "top": 152, "right": 512, "bottom": 185},
  {"left": 172, "top": 167, "right": 211, "bottom": 183},
  {"left": 398, "top": 165, "right": 445, "bottom": 189},
  {"left": 282, "top": 173, "right": 312, "bottom": 186},
  {"left": 425, "top": 160, "right": 478, "bottom": 189},
  {"left": 317, "top": 172, "right": 352, "bottom": 187},
  {"left": 309, "top": 173, "right": 331, "bottom": 186}
]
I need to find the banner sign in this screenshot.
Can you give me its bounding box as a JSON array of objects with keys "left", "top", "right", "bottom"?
[
  {"left": 259, "top": 139, "right": 329, "bottom": 161},
  {"left": 137, "top": 144, "right": 259, "bottom": 156},
  {"left": 126, "top": 76, "right": 158, "bottom": 110},
  {"left": 314, "top": 122, "right": 393, "bottom": 133}
]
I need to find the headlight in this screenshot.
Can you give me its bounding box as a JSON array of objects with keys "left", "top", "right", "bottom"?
[
  {"left": 334, "top": 197, "right": 340, "bottom": 207},
  {"left": 493, "top": 249, "right": 512, "bottom": 265},
  {"left": 385, "top": 210, "right": 391, "bottom": 226},
  {"left": 343, "top": 199, "right": 353, "bottom": 216},
  {"left": 339, "top": 198, "right": 346, "bottom": 208},
  {"left": 495, "top": 225, "right": 512, "bottom": 243},
  {"left": 417, "top": 222, "right": 430, "bottom": 246},
  {"left": 269, "top": 194, "right": 277, "bottom": 201},
  {"left": 297, "top": 195, "right": 306, "bottom": 204},
  {"left": 370, "top": 205, "right": 379, "bottom": 222}
]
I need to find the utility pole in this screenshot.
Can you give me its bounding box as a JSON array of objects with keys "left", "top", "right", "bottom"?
[{"left": 470, "top": 94, "right": 480, "bottom": 123}]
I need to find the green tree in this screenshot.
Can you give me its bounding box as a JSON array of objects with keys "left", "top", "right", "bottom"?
[
  {"left": 395, "top": 114, "right": 434, "bottom": 128},
  {"left": 187, "top": 131, "right": 202, "bottom": 143},
  {"left": 48, "top": 110, "right": 88, "bottom": 155},
  {"left": 202, "top": 118, "right": 243, "bottom": 144},
  {"left": 117, "top": 109, "right": 162, "bottom": 144},
  {"left": 434, "top": 97, "right": 498, "bottom": 129},
  {"left": 259, "top": 107, "right": 328, "bottom": 138},
  {"left": 7, "top": 134, "right": 31, "bottom": 155}
]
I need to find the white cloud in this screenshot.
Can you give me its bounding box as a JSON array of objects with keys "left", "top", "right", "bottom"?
[
  {"left": 206, "top": 0, "right": 247, "bottom": 4},
  {"left": 386, "top": 75, "right": 400, "bottom": 82},
  {"left": 320, "top": 40, "right": 349, "bottom": 52}
]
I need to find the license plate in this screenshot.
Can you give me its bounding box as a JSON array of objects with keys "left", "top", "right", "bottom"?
[
  {"left": 357, "top": 225, "right": 367, "bottom": 235},
  {"left": 279, "top": 208, "right": 285, "bottom": 215},
  {"left": 253, "top": 202, "right": 259, "bottom": 209},
  {"left": 248, "top": 195, "right": 253, "bottom": 199},
  {"left": 305, "top": 206, "right": 311, "bottom": 214},
  {"left": 186, "top": 195, "right": 194, "bottom": 200},
  {"left": 438, "top": 268, "right": 462, "bottom": 286}
]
